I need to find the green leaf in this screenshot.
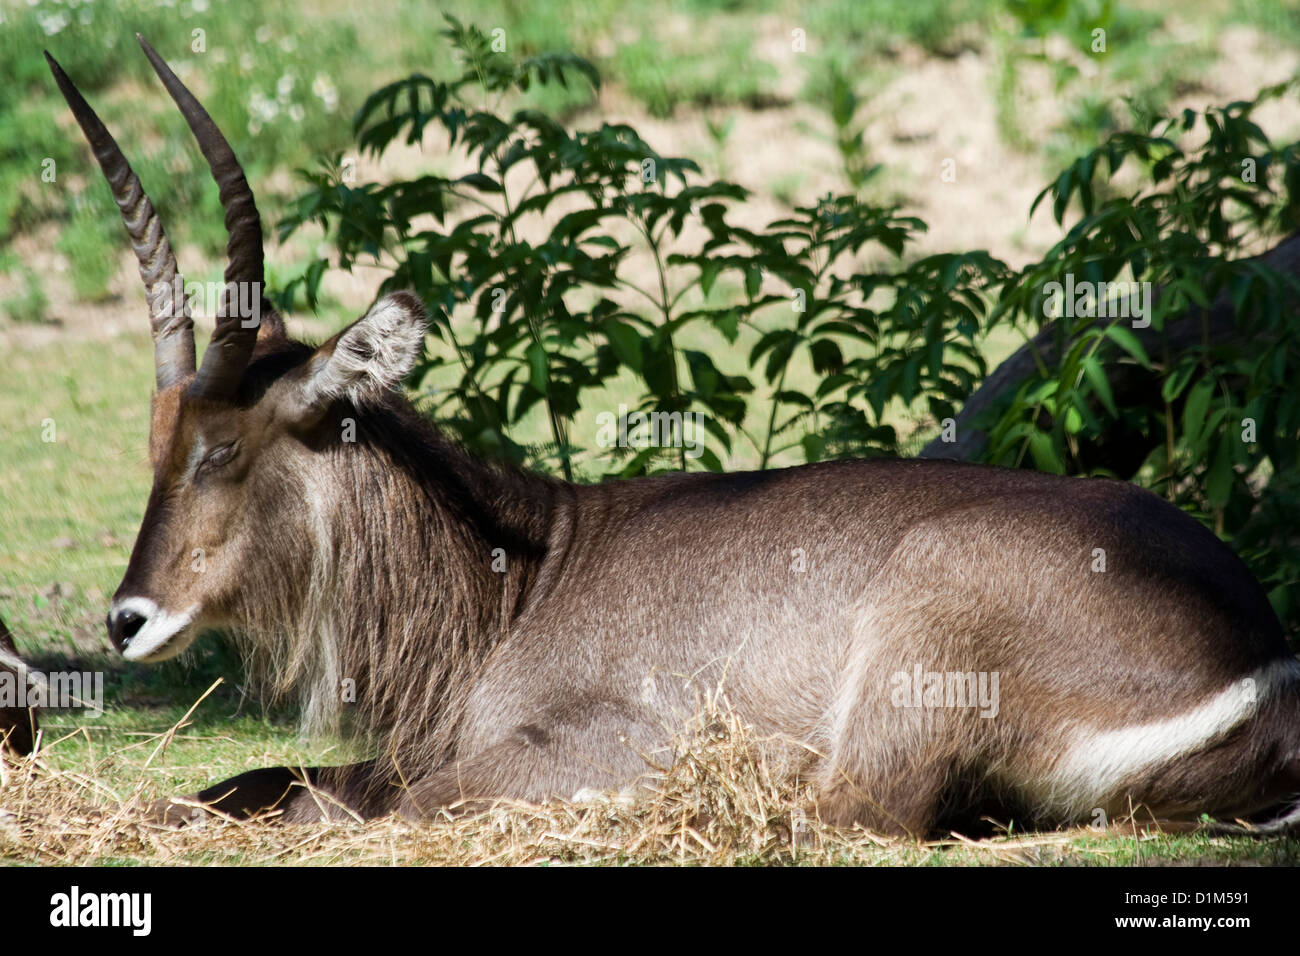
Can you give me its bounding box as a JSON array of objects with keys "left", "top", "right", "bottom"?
[
  {"left": 715, "top": 310, "right": 740, "bottom": 344},
  {"left": 1103, "top": 324, "right": 1151, "bottom": 368},
  {"left": 456, "top": 172, "right": 503, "bottom": 193},
  {"left": 774, "top": 390, "right": 815, "bottom": 408},
  {"left": 685, "top": 350, "right": 721, "bottom": 397},
  {"left": 694, "top": 446, "right": 725, "bottom": 472},
  {"left": 1028, "top": 431, "right": 1065, "bottom": 474},
  {"left": 1205, "top": 430, "right": 1234, "bottom": 508},
  {"left": 699, "top": 260, "right": 722, "bottom": 298},
  {"left": 1081, "top": 356, "right": 1117, "bottom": 417},
  {"left": 809, "top": 339, "right": 845, "bottom": 374},
  {"left": 1182, "top": 377, "right": 1215, "bottom": 448},
  {"left": 603, "top": 319, "right": 643, "bottom": 372},
  {"left": 1064, "top": 404, "right": 1084, "bottom": 434},
  {"left": 525, "top": 340, "right": 549, "bottom": 396},
  {"left": 1161, "top": 360, "right": 1197, "bottom": 403}
]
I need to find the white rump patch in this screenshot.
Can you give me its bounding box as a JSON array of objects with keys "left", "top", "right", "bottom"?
[
  {"left": 113, "top": 597, "right": 199, "bottom": 663},
  {"left": 1045, "top": 657, "right": 1300, "bottom": 814}
]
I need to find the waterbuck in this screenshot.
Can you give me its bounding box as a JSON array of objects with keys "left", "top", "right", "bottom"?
[{"left": 48, "top": 38, "right": 1300, "bottom": 837}]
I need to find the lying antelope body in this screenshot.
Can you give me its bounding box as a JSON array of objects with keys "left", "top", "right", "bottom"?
[{"left": 49, "top": 39, "right": 1300, "bottom": 837}]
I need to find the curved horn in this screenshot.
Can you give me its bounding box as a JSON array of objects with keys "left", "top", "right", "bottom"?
[
  {"left": 136, "top": 34, "right": 282, "bottom": 400},
  {"left": 45, "top": 52, "right": 195, "bottom": 390}
]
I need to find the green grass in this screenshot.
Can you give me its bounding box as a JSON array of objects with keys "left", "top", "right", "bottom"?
[
  {"left": 34, "top": 698, "right": 339, "bottom": 801},
  {"left": 804, "top": 0, "right": 989, "bottom": 58},
  {"left": 991, "top": 2, "right": 1219, "bottom": 172},
  {"left": 613, "top": 27, "right": 778, "bottom": 117},
  {"left": 1, "top": 266, "right": 49, "bottom": 324},
  {"left": 54, "top": 205, "right": 119, "bottom": 303},
  {"left": 1235, "top": 0, "right": 1300, "bottom": 46},
  {"left": 0, "top": 334, "right": 153, "bottom": 639}
]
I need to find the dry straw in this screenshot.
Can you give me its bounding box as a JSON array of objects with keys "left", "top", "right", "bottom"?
[{"left": 0, "top": 693, "right": 1240, "bottom": 866}]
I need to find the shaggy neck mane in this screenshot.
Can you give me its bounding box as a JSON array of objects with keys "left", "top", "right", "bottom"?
[{"left": 233, "top": 390, "right": 559, "bottom": 780}]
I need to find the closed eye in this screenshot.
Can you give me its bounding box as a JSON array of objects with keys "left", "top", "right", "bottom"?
[{"left": 197, "top": 441, "right": 238, "bottom": 475}]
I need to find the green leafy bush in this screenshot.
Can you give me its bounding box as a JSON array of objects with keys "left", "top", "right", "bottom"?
[
  {"left": 278, "top": 20, "right": 1300, "bottom": 640},
  {"left": 979, "top": 84, "right": 1300, "bottom": 635},
  {"left": 278, "top": 17, "right": 1005, "bottom": 480}
]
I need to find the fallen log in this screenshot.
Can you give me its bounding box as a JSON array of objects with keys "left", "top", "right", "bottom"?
[{"left": 919, "top": 233, "right": 1300, "bottom": 470}]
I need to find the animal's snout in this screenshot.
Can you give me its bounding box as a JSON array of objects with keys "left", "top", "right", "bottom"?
[
  {"left": 105, "top": 597, "right": 199, "bottom": 662},
  {"left": 107, "top": 604, "right": 147, "bottom": 652}
]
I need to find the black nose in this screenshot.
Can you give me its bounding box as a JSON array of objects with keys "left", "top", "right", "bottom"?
[{"left": 107, "top": 607, "right": 147, "bottom": 652}]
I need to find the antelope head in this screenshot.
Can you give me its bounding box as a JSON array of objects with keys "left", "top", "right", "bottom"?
[{"left": 48, "top": 38, "right": 428, "bottom": 663}]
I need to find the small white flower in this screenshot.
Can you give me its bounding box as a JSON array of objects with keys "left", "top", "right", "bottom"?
[
  {"left": 255, "top": 24, "right": 272, "bottom": 44},
  {"left": 249, "top": 89, "right": 279, "bottom": 122},
  {"left": 38, "top": 10, "right": 70, "bottom": 34},
  {"left": 276, "top": 72, "right": 295, "bottom": 101},
  {"left": 312, "top": 72, "right": 338, "bottom": 113}
]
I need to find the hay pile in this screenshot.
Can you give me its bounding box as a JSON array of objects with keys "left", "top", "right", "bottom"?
[{"left": 0, "top": 697, "right": 1162, "bottom": 866}]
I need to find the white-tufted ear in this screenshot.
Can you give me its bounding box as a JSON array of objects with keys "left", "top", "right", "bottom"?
[{"left": 292, "top": 292, "right": 427, "bottom": 415}]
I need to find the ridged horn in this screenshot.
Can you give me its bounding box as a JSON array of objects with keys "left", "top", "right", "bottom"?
[
  {"left": 45, "top": 51, "right": 195, "bottom": 390},
  {"left": 137, "top": 34, "right": 282, "bottom": 400}
]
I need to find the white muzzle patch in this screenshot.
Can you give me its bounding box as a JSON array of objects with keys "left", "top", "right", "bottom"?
[{"left": 112, "top": 597, "right": 200, "bottom": 662}]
